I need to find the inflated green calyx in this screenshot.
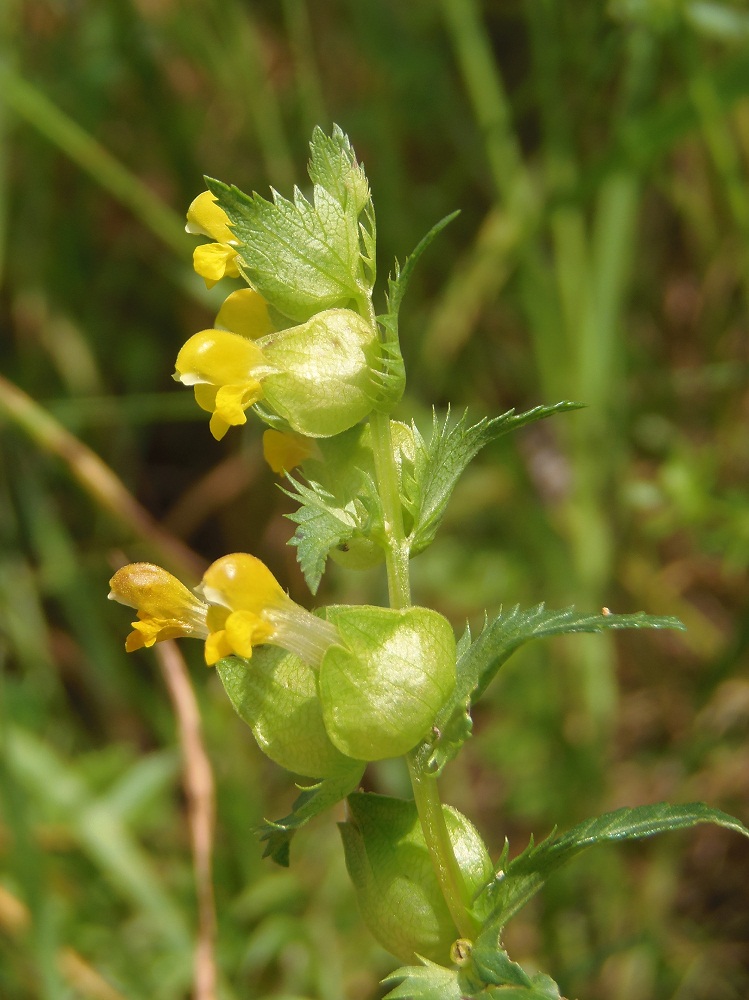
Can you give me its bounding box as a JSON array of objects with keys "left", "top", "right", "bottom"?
[
  {"left": 319, "top": 605, "right": 456, "bottom": 760},
  {"left": 259, "top": 308, "right": 380, "bottom": 437},
  {"left": 340, "top": 792, "right": 493, "bottom": 964},
  {"left": 216, "top": 647, "right": 358, "bottom": 779}
]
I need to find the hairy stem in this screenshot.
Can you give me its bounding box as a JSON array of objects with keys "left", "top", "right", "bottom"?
[
  {"left": 358, "top": 294, "right": 411, "bottom": 609},
  {"left": 369, "top": 409, "right": 411, "bottom": 609},
  {"left": 407, "top": 750, "right": 480, "bottom": 940}
]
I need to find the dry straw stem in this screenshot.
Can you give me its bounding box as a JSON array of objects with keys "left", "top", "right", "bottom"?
[
  {"left": 0, "top": 373, "right": 205, "bottom": 581},
  {"left": 156, "top": 641, "right": 217, "bottom": 1000}
]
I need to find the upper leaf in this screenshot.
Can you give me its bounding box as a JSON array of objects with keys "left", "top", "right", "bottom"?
[
  {"left": 426, "top": 605, "right": 685, "bottom": 775},
  {"left": 307, "top": 124, "right": 370, "bottom": 216},
  {"left": 284, "top": 473, "right": 382, "bottom": 594},
  {"left": 458, "top": 604, "right": 685, "bottom": 706},
  {"left": 406, "top": 403, "right": 584, "bottom": 556},
  {"left": 205, "top": 127, "right": 374, "bottom": 322},
  {"left": 476, "top": 802, "right": 749, "bottom": 932},
  {"left": 381, "top": 211, "right": 460, "bottom": 343}
]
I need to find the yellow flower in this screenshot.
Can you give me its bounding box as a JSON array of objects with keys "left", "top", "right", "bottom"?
[
  {"left": 186, "top": 191, "right": 241, "bottom": 288},
  {"left": 262, "top": 429, "right": 320, "bottom": 475},
  {"left": 176, "top": 305, "right": 379, "bottom": 440},
  {"left": 108, "top": 563, "right": 209, "bottom": 652},
  {"left": 174, "top": 329, "right": 269, "bottom": 440},
  {"left": 109, "top": 554, "right": 339, "bottom": 668},
  {"left": 199, "top": 553, "right": 339, "bottom": 666}
]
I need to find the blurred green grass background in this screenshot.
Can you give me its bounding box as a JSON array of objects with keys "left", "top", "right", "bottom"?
[{"left": 1, "top": 1, "right": 749, "bottom": 998}]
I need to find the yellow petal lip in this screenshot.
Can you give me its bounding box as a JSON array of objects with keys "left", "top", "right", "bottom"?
[
  {"left": 174, "top": 330, "right": 266, "bottom": 437},
  {"left": 216, "top": 289, "right": 273, "bottom": 339},
  {"left": 198, "top": 557, "right": 285, "bottom": 663},
  {"left": 204, "top": 630, "right": 233, "bottom": 666},
  {"left": 224, "top": 610, "right": 275, "bottom": 657},
  {"left": 208, "top": 412, "right": 231, "bottom": 441},
  {"left": 200, "top": 553, "right": 286, "bottom": 616},
  {"left": 185, "top": 191, "right": 235, "bottom": 243},
  {"left": 193, "top": 243, "right": 240, "bottom": 289},
  {"left": 213, "top": 381, "right": 263, "bottom": 428},
  {"left": 174, "top": 329, "right": 267, "bottom": 387}
]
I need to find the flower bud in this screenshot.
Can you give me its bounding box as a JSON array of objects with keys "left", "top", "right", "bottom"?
[
  {"left": 108, "top": 563, "right": 208, "bottom": 652},
  {"left": 340, "top": 793, "right": 493, "bottom": 963},
  {"left": 319, "top": 606, "right": 456, "bottom": 760}
]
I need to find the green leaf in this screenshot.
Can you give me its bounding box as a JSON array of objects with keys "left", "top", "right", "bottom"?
[
  {"left": 257, "top": 759, "right": 365, "bottom": 867},
  {"left": 463, "top": 941, "right": 563, "bottom": 999},
  {"left": 406, "top": 403, "right": 584, "bottom": 555},
  {"left": 307, "top": 124, "right": 377, "bottom": 291},
  {"left": 284, "top": 474, "right": 379, "bottom": 594},
  {"left": 426, "top": 605, "right": 684, "bottom": 775},
  {"left": 205, "top": 126, "right": 374, "bottom": 322},
  {"left": 382, "top": 211, "right": 460, "bottom": 341},
  {"left": 477, "top": 802, "right": 749, "bottom": 931},
  {"left": 307, "top": 124, "right": 370, "bottom": 215},
  {"left": 383, "top": 960, "right": 463, "bottom": 1000},
  {"left": 462, "top": 604, "right": 684, "bottom": 704},
  {"left": 383, "top": 950, "right": 563, "bottom": 1000}
]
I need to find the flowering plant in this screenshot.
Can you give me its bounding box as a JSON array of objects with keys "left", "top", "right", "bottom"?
[{"left": 110, "top": 127, "right": 748, "bottom": 999}]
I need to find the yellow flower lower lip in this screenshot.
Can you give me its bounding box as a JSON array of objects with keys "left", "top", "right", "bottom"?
[
  {"left": 185, "top": 192, "right": 242, "bottom": 288},
  {"left": 192, "top": 242, "right": 240, "bottom": 288}
]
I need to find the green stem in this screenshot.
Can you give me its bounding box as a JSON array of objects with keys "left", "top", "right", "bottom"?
[
  {"left": 357, "top": 294, "right": 411, "bottom": 609},
  {"left": 357, "top": 294, "right": 476, "bottom": 939},
  {"left": 407, "top": 750, "right": 480, "bottom": 940},
  {"left": 369, "top": 409, "right": 411, "bottom": 609}
]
